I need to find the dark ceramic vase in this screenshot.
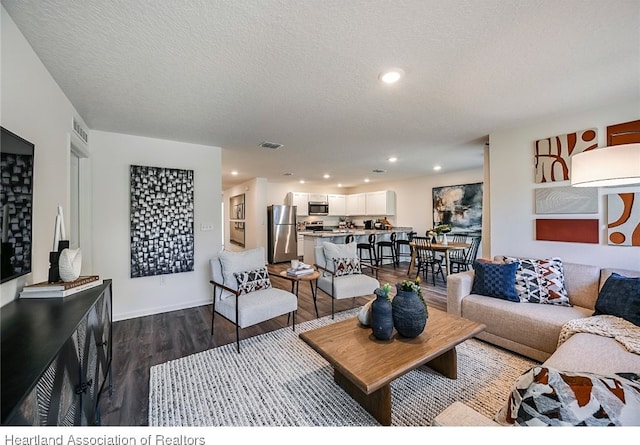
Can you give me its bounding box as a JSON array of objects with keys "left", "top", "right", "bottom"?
[
  {"left": 371, "top": 291, "right": 394, "bottom": 341},
  {"left": 392, "top": 287, "right": 428, "bottom": 338}
]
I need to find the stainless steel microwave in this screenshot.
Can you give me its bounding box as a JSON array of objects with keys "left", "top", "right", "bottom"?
[{"left": 308, "top": 201, "right": 329, "bottom": 215}]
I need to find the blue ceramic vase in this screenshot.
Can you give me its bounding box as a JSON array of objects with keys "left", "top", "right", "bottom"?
[
  {"left": 371, "top": 289, "right": 394, "bottom": 340},
  {"left": 392, "top": 286, "right": 428, "bottom": 338}
]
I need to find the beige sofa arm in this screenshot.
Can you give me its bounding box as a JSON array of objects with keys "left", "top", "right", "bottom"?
[
  {"left": 446, "top": 270, "right": 475, "bottom": 316},
  {"left": 432, "top": 402, "right": 500, "bottom": 426}
]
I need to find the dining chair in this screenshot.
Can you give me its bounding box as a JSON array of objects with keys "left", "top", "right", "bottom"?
[
  {"left": 412, "top": 236, "right": 445, "bottom": 285},
  {"left": 450, "top": 236, "right": 481, "bottom": 274},
  {"left": 447, "top": 234, "right": 468, "bottom": 271}
]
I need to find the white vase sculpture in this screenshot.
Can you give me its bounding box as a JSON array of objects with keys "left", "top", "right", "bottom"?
[{"left": 58, "top": 248, "right": 82, "bottom": 282}]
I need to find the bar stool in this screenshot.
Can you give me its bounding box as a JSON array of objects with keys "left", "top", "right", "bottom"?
[
  {"left": 357, "top": 234, "right": 377, "bottom": 267},
  {"left": 377, "top": 232, "right": 397, "bottom": 269},
  {"left": 344, "top": 234, "right": 354, "bottom": 244},
  {"left": 395, "top": 231, "right": 415, "bottom": 265}
]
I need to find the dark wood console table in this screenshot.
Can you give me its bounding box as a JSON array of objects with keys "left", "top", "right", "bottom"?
[{"left": 1, "top": 279, "right": 113, "bottom": 425}]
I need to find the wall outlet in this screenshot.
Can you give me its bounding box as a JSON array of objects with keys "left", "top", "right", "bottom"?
[{"left": 201, "top": 223, "right": 214, "bottom": 231}]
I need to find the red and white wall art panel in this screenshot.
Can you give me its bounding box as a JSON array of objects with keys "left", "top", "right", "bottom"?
[{"left": 607, "top": 193, "right": 640, "bottom": 246}]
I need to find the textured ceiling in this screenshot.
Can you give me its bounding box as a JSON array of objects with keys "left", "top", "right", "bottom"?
[{"left": 2, "top": 0, "right": 639, "bottom": 190}]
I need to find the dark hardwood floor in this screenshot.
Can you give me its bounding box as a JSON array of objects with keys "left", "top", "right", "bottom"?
[{"left": 98, "top": 261, "right": 448, "bottom": 426}]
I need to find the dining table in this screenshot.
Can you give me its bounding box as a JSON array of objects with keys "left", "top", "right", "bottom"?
[{"left": 406, "top": 241, "right": 470, "bottom": 278}]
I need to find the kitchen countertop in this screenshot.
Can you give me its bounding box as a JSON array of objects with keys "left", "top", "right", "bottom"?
[{"left": 301, "top": 227, "right": 413, "bottom": 237}]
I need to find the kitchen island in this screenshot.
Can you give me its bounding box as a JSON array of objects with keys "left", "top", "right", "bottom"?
[{"left": 302, "top": 227, "right": 414, "bottom": 266}]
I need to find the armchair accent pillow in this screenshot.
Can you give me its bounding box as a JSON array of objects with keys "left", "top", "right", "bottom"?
[
  {"left": 495, "top": 366, "right": 640, "bottom": 426},
  {"left": 594, "top": 273, "right": 640, "bottom": 327},
  {"left": 333, "top": 257, "right": 362, "bottom": 276},
  {"left": 471, "top": 260, "right": 519, "bottom": 302},
  {"left": 233, "top": 267, "right": 272, "bottom": 295},
  {"left": 504, "top": 256, "right": 570, "bottom": 306},
  {"left": 322, "top": 241, "right": 358, "bottom": 275}
]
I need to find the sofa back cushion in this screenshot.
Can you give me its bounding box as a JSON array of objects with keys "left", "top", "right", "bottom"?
[{"left": 562, "top": 262, "right": 601, "bottom": 309}]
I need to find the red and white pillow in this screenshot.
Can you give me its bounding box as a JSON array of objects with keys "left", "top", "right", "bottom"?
[
  {"left": 233, "top": 267, "right": 273, "bottom": 295},
  {"left": 503, "top": 256, "right": 570, "bottom": 306},
  {"left": 333, "top": 257, "right": 362, "bottom": 276}
]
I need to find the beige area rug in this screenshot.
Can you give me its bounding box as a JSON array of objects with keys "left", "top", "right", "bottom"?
[{"left": 149, "top": 309, "right": 538, "bottom": 426}]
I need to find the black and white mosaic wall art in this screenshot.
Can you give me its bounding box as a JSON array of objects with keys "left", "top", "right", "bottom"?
[
  {"left": 1, "top": 151, "right": 34, "bottom": 281},
  {"left": 130, "top": 165, "right": 194, "bottom": 278}
]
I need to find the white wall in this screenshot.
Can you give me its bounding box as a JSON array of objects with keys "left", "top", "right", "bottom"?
[
  {"left": 0, "top": 7, "right": 88, "bottom": 305},
  {"left": 91, "top": 131, "right": 222, "bottom": 321},
  {"left": 489, "top": 101, "right": 640, "bottom": 268}
]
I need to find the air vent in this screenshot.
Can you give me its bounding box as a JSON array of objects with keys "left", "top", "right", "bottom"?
[
  {"left": 372, "top": 169, "right": 386, "bottom": 173},
  {"left": 283, "top": 172, "right": 294, "bottom": 176},
  {"left": 72, "top": 117, "right": 88, "bottom": 145},
  {"left": 260, "top": 141, "right": 283, "bottom": 149}
]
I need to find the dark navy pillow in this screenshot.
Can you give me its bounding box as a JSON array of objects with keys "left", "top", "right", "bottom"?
[
  {"left": 471, "top": 261, "right": 519, "bottom": 302},
  {"left": 594, "top": 273, "right": 640, "bottom": 327}
]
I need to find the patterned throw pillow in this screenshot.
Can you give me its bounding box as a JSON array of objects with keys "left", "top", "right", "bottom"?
[
  {"left": 594, "top": 273, "right": 640, "bottom": 326},
  {"left": 504, "top": 257, "right": 571, "bottom": 306},
  {"left": 471, "top": 260, "right": 519, "bottom": 302},
  {"left": 233, "top": 267, "right": 272, "bottom": 295},
  {"left": 495, "top": 366, "right": 640, "bottom": 426},
  {"left": 333, "top": 257, "right": 362, "bottom": 276}
]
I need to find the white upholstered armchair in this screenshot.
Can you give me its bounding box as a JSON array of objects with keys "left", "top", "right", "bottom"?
[
  {"left": 314, "top": 241, "right": 380, "bottom": 318},
  {"left": 209, "top": 247, "right": 298, "bottom": 352}
]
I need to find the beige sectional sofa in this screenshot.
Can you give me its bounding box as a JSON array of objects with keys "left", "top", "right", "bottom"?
[{"left": 433, "top": 259, "right": 640, "bottom": 426}]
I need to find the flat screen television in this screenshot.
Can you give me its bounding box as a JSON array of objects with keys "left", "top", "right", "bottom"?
[{"left": 1, "top": 127, "right": 35, "bottom": 284}]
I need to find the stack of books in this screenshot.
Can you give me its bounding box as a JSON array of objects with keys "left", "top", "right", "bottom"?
[
  {"left": 20, "top": 275, "right": 103, "bottom": 299},
  {"left": 286, "top": 263, "right": 315, "bottom": 277}
]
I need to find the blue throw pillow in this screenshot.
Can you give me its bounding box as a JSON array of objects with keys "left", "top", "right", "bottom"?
[
  {"left": 471, "top": 261, "right": 519, "bottom": 302},
  {"left": 594, "top": 273, "right": 640, "bottom": 327}
]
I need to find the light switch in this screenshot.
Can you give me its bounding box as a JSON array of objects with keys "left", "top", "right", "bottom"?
[{"left": 201, "top": 223, "right": 214, "bottom": 231}]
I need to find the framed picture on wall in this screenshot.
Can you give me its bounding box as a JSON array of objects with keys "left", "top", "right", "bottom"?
[
  {"left": 432, "top": 182, "right": 483, "bottom": 234},
  {"left": 229, "top": 193, "right": 245, "bottom": 247}
]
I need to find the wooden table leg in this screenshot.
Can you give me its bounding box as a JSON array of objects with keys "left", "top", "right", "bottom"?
[
  {"left": 426, "top": 347, "right": 457, "bottom": 379},
  {"left": 407, "top": 248, "right": 417, "bottom": 276},
  {"left": 334, "top": 368, "right": 392, "bottom": 426}
]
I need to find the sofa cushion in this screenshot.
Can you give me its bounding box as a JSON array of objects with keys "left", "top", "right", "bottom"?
[
  {"left": 333, "top": 257, "right": 362, "bottom": 276},
  {"left": 471, "top": 261, "right": 519, "bottom": 302},
  {"left": 594, "top": 273, "right": 640, "bottom": 327},
  {"left": 234, "top": 266, "right": 272, "bottom": 295},
  {"left": 495, "top": 366, "right": 640, "bottom": 426},
  {"left": 461, "top": 294, "right": 591, "bottom": 355},
  {"left": 544, "top": 332, "right": 640, "bottom": 376},
  {"left": 504, "top": 256, "right": 570, "bottom": 306}
]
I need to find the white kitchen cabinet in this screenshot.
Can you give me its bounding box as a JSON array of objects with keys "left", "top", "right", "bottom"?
[
  {"left": 297, "top": 233, "right": 305, "bottom": 257},
  {"left": 328, "top": 194, "right": 346, "bottom": 216},
  {"left": 287, "top": 192, "right": 309, "bottom": 216},
  {"left": 365, "top": 190, "right": 396, "bottom": 216},
  {"left": 308, "top": 193, "right": 328, "bottom": 202},
  {"left": 346, "top": 193, "right": 366, "bottom": 216}
]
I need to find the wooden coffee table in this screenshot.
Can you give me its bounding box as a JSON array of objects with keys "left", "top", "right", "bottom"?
[{"left": 299, "top": 308, "right": 485, "bottom": 425}]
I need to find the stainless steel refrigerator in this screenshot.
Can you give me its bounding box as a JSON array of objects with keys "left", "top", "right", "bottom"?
[{"left": 267, "top": 205, "right": 298, "bottom": 263}]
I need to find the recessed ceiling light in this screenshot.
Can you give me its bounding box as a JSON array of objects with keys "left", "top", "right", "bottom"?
[
  {"left": 231, "top": 170, "right": 238, "bottom": 176},
  {"left": 364, "top": 178, "right": 370, "bottom": 183},
  {"left": 299, "top": 180, "right": 305, "bottom": 184},
  {"left": 323, "top": 174, "right": 330, "bottom": 179},
  {"left": 379, "top": 68, "right": 404, "bottom": 84},
  {"left": 388, "top": 157, "right": 398, "bottom": 163},
  {"left": 337, "top": 183, "right": 343, "bottom": 187},
  {"left": 433, "top": 165, "right": 442, "bottom": 171}
]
